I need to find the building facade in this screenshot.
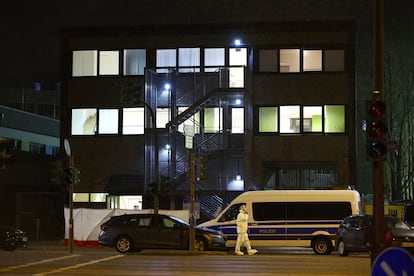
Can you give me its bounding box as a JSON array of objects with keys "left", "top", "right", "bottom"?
[{"left": 62, "top": 21, "right": 356, "bottom": 216}]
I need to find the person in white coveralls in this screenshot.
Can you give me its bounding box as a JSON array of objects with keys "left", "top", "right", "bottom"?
[{"left": 234, "top": 204, "right": 258, "bottom": 256}]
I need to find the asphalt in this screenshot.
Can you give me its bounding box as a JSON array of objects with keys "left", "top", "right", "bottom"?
[{"left": 24, "top": 240, "right": 230, "bottom": 255}]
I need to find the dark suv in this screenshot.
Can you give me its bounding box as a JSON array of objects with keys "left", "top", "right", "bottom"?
[
  {"left": 335, "top": 214, "right": 414, "bottom": 256},
  {"left": 98, "top": 214, "right": 227, "bottom": 253}
]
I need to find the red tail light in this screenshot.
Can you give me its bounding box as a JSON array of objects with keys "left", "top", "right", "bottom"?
[{"left": 384, "top": 228, "right": 393, "bottom": 247}]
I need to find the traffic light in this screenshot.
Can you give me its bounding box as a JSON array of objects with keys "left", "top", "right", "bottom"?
[
  {"left": 366, "top": 99, "right": 387, "bottom": 160},
  {"left": 198, "top": 156, "right": 208, "bottom": 180},
  {"left": 49, "top": 160, "right": 63, "bottom": 185},
  {"left": 73, "top": 167, "right": 80, "bottom": 185},
  {"left": 63, "top": 167, "right": 73, "bottom": 185}
]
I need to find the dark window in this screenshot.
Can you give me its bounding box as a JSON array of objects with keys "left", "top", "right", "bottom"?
[
  {"left": 286, "top": 202, "right": 351, "bottom": 220},
  {"left": 252, "top": 202, "right": 286, "bottom": 221},
  {"left": 252, "top": 202, "right": 351, "bottom": 221}
]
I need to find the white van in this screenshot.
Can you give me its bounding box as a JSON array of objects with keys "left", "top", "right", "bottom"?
[{"left": 198, "top": 190, "right": 361, "bottom": 254}]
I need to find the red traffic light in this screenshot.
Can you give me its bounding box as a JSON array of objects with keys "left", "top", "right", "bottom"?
[
  {"left": 366, "top": 99, "right": 387, "bottom": 160},
  {"left": 367, "top": 120, "right": 386, "bottom": 138},
  {"left": 368, "top": 100, "right": 386, "bottom": 117},
  {"left": 367, "top": 141, "right": 387, "bottom": 159}
]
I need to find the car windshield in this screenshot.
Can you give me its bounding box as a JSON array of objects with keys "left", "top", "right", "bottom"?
[{"left": 386, "top": 217, "right": 411, "bottom": 230}]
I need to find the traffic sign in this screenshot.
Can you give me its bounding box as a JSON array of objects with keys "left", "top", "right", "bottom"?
[{"left": 372, "top": 247, "right": 414, "bottom": 276}]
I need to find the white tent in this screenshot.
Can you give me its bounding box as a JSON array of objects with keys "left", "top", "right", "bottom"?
[{"left": 63, "top": 208, "right": 189, "bottom": 246}]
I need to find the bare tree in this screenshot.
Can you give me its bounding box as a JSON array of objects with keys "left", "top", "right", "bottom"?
[{"left": 384, "top": 37, "right": 414, "bottom": 201}]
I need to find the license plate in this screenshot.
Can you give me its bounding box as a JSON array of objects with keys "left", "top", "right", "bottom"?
[{"left": 401, "top": 242, "right": 414, "bottom": 247}]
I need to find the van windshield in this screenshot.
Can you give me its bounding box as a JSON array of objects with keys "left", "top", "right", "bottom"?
[{"left": 218, "top": 203, "right": 245, "bottom": 222}]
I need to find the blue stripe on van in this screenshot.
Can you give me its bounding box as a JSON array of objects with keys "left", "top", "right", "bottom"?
[{"left": 207, "top": 220, "right": 342, "bottom": 239}]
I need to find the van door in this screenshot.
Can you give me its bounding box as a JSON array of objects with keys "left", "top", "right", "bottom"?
[{"left": 250, "top": 202, "right": 287, "bottom": 247}]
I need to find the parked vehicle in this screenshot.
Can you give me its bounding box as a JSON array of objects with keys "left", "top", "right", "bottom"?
[
  {"left": 335, "top": 214, "right": 414, "bottom": 256},
  {"left": 0, "top": 225, "right": 28, "bottom": 251},
  {"left": 390, "top": 200, "right": 414, "bottom": 227},
  {"left": 98, "top": 213, "right": 227, "bottom": 253},
  {"left": 198, "top": 190, "right": 361, "bottom": 255}
]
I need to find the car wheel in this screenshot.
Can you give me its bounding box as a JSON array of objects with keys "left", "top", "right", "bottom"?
[
  {"left": 312, "top": 236, "right": 332, "bottom": 255},
  {"left": 115, "top": 236, "right": 132, "bottom": 253},
  {"left": 3, "top": 238, "right": 17, "bottom": 251},
  {"left": 194, "top": 238, "right": 207, "bottom": 251},
  {"left": 337, "top": 240, "right": 348, "bottom": 256}
]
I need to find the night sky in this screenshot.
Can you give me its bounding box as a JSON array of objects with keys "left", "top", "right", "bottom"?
[{"left": 0, "top": 0, "right": 412, "bottom": 89}]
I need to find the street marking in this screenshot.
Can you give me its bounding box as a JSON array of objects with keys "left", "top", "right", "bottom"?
[
  {"left": 0, "top": 255, "right": 80, "bottom": 272},
  {"left": 33, "top": 254, "right": 125, "bottom": 275}
]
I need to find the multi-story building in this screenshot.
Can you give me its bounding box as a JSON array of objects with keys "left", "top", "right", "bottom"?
[{"left": 62, "top": 21, "right": 356, "bottom": 218}]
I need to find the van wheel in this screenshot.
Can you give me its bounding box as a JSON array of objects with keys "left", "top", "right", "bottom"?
[
  {"left": 312, "top": 237, "right": 332, "bottom": 255},
  {"left": 115, "top": 236, "right": 133, "bottom": 253},
  {"left": 337, "top": 240, "right": 348, "bottom": 256}
]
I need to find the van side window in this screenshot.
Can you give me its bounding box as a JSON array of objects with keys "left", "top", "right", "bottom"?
[
  {"left": 252, "top": 202, "right": 286, "bottom": 221},
  {"left": 218, "top": 203, "right": 245, "bottom": 222},
  {"left": 286, "top": 202, "right": 352, "bottom": 220}
]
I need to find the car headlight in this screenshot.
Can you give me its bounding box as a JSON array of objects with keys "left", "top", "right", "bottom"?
[{"left": 211, "top": 234, "right": 224, "bottom": 240}]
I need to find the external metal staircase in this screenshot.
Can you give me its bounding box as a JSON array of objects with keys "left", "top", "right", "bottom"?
[{"left": 145, "top": 67, "right": 245, "bottom": 219}]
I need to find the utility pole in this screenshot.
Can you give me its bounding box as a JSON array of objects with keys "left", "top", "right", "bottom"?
[
  {"left": 63, "top": 138, "right": 74, "bottom": 254},
  {"left": 371, "top": 0, "right": 386, "bottom": 264},
  {"left": 189, "top": 152, "right": 196, "bottom": 253}
]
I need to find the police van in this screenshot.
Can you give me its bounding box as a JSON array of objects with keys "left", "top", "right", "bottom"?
[{"left": 198, "top": 190, "right": 361, "bottom": 255}]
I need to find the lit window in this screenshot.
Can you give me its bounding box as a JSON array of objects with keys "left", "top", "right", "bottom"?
[
  {"left": 229, "top": 48, "right": 246, "bottom": 88},
  {"left": 122, "top": 107, "right": 144, "bottom": 135},
  {"left": 280, "top": 105, "right": 300, "bottom": 133},
  {"left": 124, "top": 49, "right": 146, "bottom": 75},
  {"left": 259, "top": 107, "right": 278, "bottom": 132},
  {"left": 204, "top": 107, "right": 223, "bottom": 133},
  {"left": 178, "top": 48, "right": 200, "bottom": 73},
  {"left": 177, "top": 107, "right": 200, "bottom": 134},
  {"left": 71, "top": 108, "right": 97, "bottom": 135},
  {"left": 280, "top": 49, "right": 300, "bottom": 73},
  {"left": 324, "top": 105, "right": 345, "bottom": 133},
  {"left": 232, "top": 108, "right": 244, "bottom": 134},
  {"left": 229, "top": 48, "right": 247, "bottom": 66},
  {"left": 204, "top": 48, "right": 225, "bottom": 72},
  {"left": 156, "top": 108, "right": 170, "bottom": 128},
  {"left": 259, "top": 49, "right": 278, "bottom": 72},
  {"left": 72, "top": 50, "right": 97, "bottom": 77},
  {"left": 99, "top": 50, "right": 119, "bottom": 75},
  {"left": 98, "top": 109, "right": 119, "bottom": 134},
  {"left": 90, "top": 193, "right": 108, "bottom": 203},
  {"left": 303, "top": 106, "right": 323, "bottom": 132},
  {"left": 324, "top": 50, "right": 345, "bottom": 72},
  {"left": 156, "top": 49, "right": 176, "bottom": 73},
  {"left": 73, "top": 193, "right": 89, "bottom": 202},
  {"left": 303, "top": 50, "right": 322, "bottom": 72}
]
